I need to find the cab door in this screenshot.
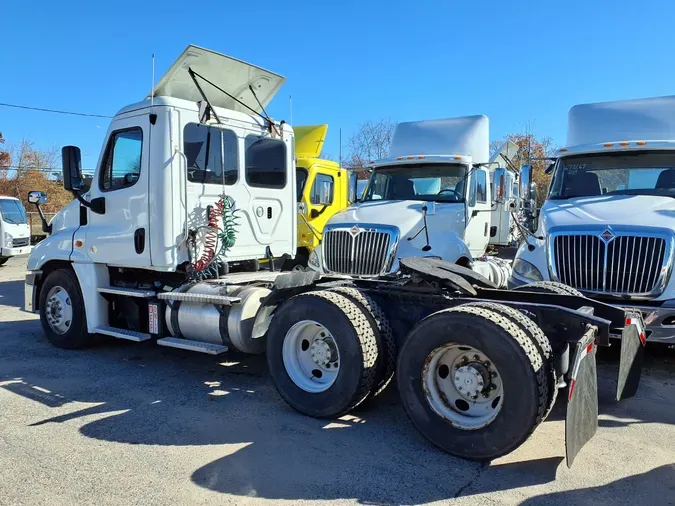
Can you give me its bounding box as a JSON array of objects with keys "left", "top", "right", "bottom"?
[
  {"left": 303, "top": 165, "right": 339, "bottom": 243},
  {"left": 83, "top": 114, "right": 151, "bottom": 267},
  {"left": 464, "top": 168, "right": 491, "bottom": 257}
]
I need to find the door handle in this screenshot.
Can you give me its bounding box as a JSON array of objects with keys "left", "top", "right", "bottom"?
[
  {"left": 484, "top": 222, "right": 488, "bottom": 237},
  {"left": 134, "top": 228, "right": 146, "bottom": 254}
]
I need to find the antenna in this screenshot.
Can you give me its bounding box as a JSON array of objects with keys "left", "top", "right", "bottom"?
[
  {"left": 339, "top": 128, "right": 342, "bottom": 167},
  {"left": 151, "top": 53, "right": 155, "bottom": 108},
  {"left": 289, "top": 95, "right": 292, "bottom": 125}
]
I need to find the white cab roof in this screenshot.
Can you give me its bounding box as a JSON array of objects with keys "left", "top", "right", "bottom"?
[
  {"left": 148, "top": 45, "right": 285, "bottom": 114},
  {"left": 567, "top": 95, "right": 675, "bottom": 147},
  {"left": 389, "top": 115, "right": 489, "bottom": 163}
]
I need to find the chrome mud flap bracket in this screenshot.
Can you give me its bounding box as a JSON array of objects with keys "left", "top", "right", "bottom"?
[
  {"left": 565, "top": 326, "right": 598, "bottom": 468},
  {"left": 616, "top": 311, "right": 647, "bottom": 401}
]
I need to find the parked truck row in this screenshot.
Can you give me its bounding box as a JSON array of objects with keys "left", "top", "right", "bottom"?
[{"left": 23, "top": 45, "right": 654, "bottom": 466}]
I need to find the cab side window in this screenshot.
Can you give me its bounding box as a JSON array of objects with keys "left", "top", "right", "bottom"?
[
  {"left": 184, "top": 123, "right": 238, "bottom": 185},
  {"left": 100, "top": 128, "right": 143, "bottom": 191},
  {"left": 476, "top": 170, "right": 487, "bottom": 203},
  {"left": 245, "top": 135, "right": 287, "bottom": 189},
  {"left": 310, "top": 173, "right": 334, "bottom": 205}
]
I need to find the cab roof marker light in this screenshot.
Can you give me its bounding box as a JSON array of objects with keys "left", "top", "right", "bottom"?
[
  {"left": 396, "top": 157, "right": 403, "bottom": 160},
  {"left": 453, "top": 156, "right": 462, "bottom": 160},
  {"left": 418, "top": 156, "right": 425, "bottom": 159},
  {"left": 620, "top": 141, "right": 629, "bottom": 146},
  {"left": 406, "top": 156, "right": 414, "bottom": 160},
  {"left": 603, "top": 143, "right": 613, "bottom": 147},
  {"left": 637, "top": 141, "right": 647, "bottom": 145},
  {"left": 559, "top": 148, "right": 568, "bottom": 152}
]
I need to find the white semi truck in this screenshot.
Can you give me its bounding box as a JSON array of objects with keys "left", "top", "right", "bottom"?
[
  {"left": 509, "top": 95, "right": 675, "bottom": 344},
  {"left": 307, "top": 116, "right": 518, "bottom": 286},
  {"left": 0, "top": 195, "right": 32, "bottom": 265},
  {"left": 23, "top": 45, "right": 649, "bottom": 466}
]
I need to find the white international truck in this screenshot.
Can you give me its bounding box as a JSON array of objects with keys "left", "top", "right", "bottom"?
[
  {"left": 0, "top": 195, "right": 32, "bottom": 265},
  {"left": 509, "top": 95, "right": 675, "bottom": 344},
  {"left": 307, "top": 116, "right": 519, "bottom": 287},
  {"left": 22, "top": 45, "right": 649, "bottom": 466}
]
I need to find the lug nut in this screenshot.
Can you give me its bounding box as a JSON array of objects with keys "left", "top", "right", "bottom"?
[
  {"left": 491, "top": 371, "right": 498, "bottom": 378},
  {"left": 490, "top": 384, "right": 497, "bottom": 390},
  {"left": 473, "top": 355, "right": 480, "bottom": 360},
  {"left": 484, "top": 361, "right": 491, "bottom": 367},
  {"left": 458, "top": 386, "right": 463, "bottom": 391}
]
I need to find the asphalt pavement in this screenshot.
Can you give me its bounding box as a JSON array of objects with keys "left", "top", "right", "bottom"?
[{"left": 1, "top": 256, "right": 674, "bottom": 505}]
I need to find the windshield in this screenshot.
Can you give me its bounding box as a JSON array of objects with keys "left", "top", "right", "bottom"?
[
  {"left": 0, "top": 199, "right": 28, "bottom": 224},
  {"left": 549, "top": 151, "right": 675, "bottom": 200},
  {"left": 362, "top": 163, "right": 467, "bottom": 203}
]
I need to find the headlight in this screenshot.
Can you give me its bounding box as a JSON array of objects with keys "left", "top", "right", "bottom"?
[
  {"left": 513, "top": 258, "right": 543, "bottom": 281},
  {"left": 308, "top": 249, "right": 320, "bottom": 269},
  {"left": 4, "top": 232, "right": 13, "bottom": 248}
]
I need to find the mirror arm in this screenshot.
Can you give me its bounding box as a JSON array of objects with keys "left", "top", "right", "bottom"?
[
  {"left": 71, "top": 190, "right": 105, "bottom": 215},
  {"left": 32, "top": 203, "right": 52, "bottom": 234}
]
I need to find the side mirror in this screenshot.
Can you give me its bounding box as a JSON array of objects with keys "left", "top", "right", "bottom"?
[
  {"left": 62, "top": 146, "right": 85, "bottom": 192},
  {"left": 492, "top": 168, "right": 506, "bottom": 203},
  {"left": 519, "top": 164, "right": 532, "bottom": 201},
  {"left": 28, "top": 191, "right": 47, "bottom": 205},
  {"left": 348, "top": 171, "right": 358, "bottom": 203}
]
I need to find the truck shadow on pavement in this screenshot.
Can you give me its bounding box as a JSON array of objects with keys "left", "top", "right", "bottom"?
[
  {"left": 1, "top": 296, "right": 673, "bottom": 504},
  {"left": 0, "top": 280, "right": 26, "bottom": 309}
]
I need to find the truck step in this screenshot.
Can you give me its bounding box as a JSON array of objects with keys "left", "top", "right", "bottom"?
[
  {"left": 94, "top": 326, "right": 152, "bottom": 342},
  {"left": 97, "top": 286, "right": 156, "bottom": 298},
  {"left": 156, "top": 337, "right": 228, "bottom": 355},
  {"left": 157, "top": 292, "right": 241, "bottom": 305}
]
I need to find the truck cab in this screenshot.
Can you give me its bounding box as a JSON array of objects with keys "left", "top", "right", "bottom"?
[
  {"left": 509, "top": 95, "right": 675, "bottom": 343},
  {"left": 287, "top": 124, "right": 353, "bottom": 269},
  {"left": 0, "top": 196, "right": 32, "bottom": 265},
  {"left": 307, "top": 115, "right": 514, "bottom": 286}
]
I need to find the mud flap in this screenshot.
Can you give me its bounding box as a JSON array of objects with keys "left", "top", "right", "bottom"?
[
  {"left": 565, "top": 327, "right": 598, "bottom": 468},
  {"left": 616, "top": 312, "right": 647, "bottom": 401}
]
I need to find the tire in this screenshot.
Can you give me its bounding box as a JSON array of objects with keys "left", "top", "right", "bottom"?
[
  {"left": 266, "top": 290, "right": 379, "bottom": 418},
  {"left": 39, "top": 268, "right": 93, "bottom": 349},
  {"left": 0, "top": 257, "right": 8, "bottom": 266},
  {"left": 328, "top": 287, "right": 397, "bottom": 398},
  {"left": 513, "top": 281, "right": 583, "bottom": 297},
  {"left": 397, "top": 305, "right": 548, "bottom": 461},
  {"left": 464, "top": 302, "right": 558, "bottom": 421}
]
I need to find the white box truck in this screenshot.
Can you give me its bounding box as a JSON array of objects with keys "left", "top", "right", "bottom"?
[
  {"left": 509, "top": 95, "right": 675, "bottom": 344},
  {"left": 0, "top": 195, "right": 32, "bottom": 265},
  {"left": 22, "top": 45, "right": 649, "bottom": 466}
]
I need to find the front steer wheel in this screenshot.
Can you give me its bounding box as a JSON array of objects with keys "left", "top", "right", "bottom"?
[
  {"left": 397, "top": 304, "right": 548, "bottom": 461},
  {"left": 39, "top": 268, "right": 93, "bottom": 349},
  {"left": 266, "top": 290, "right": 379, "bottom": 418}
]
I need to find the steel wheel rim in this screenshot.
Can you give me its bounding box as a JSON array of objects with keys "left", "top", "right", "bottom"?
[
  {"left": 282, "top": 320, "right": 340, "bottom": 393},
  {"left": 45, "top": 285, "right": 73, "bottom": 335},
  {"left": 422, "top": 343, "right": 503, "bottom": 430}
]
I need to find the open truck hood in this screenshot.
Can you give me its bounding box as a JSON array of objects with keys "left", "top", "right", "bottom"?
[
  {"left": 148, "top": 45, "right": 286, "bottom": 114},
  {"left": 294, "top": 125, "right": 328, "bottom": 157}
]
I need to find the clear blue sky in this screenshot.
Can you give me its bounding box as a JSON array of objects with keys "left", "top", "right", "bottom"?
[{"left": 1, "top": 0, "right": 674, "bottom": 169}]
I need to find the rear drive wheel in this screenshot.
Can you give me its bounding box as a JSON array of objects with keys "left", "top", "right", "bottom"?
[
  {"left": 267, "top": 290, "right": 378, "bottom": 418},
  {"left": 397, "top": 304, "right": 548, "bottom": 461},
  {"left": 513, "top": 281, "right": 583, "bottom": 297},
  {"left": 464, "top": 301, "right": 558, "bottom": 421},
  {"left": 39, "top": 268, "right": 92, "bottom": 349},
  {"left": 328, "top": 287, "right": 397, "bottom": 397}
]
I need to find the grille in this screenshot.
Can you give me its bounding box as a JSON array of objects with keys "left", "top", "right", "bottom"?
[
  {"left": 12, "top": 237, "right": 29, "bottom": 247},
  {"left": 552, "top": 234, "right": 668, "bottom": 295},
  {"left": 323, "top": 228, "right": 393, "bottom": 276}
]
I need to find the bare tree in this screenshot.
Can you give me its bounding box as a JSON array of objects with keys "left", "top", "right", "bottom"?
[{"left": 344, "top": 119, "right": 397, "bottom": 176}]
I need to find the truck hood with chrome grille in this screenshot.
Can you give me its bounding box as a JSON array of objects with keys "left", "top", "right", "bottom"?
[
  {"left": 541, "top": 195, "right": 675, "bottom": 230},
  {"left": 328, "top": 200, "right": 466, "bottom": 240}
]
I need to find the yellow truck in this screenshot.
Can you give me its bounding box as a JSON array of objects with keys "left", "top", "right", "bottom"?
[{"left": 284, "top": 124, "right": 356, "bottom": 270}]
